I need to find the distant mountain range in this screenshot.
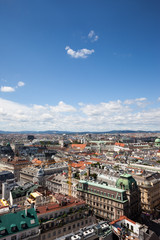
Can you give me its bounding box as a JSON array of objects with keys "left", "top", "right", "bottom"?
[{"left": 0, "top": 130, "right": 160, "bottom": 134}]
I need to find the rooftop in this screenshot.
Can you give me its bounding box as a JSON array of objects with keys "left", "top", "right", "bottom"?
[
  {"left": 0, "top": 208, "right": 39, "bottom": 238},
  {"left": 79, "top": 180, "right": 126, "bottom": 193}
]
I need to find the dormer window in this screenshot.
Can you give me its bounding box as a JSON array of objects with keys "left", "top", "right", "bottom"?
[
  {"left": 21, "top": 221, "right": 27, "bottom": 229},
  {"left": 0, "top": 227, "right": 6, "bottom": 235},
  {"left": 11, "top": 224, "right": 17, "bottom": 232}
]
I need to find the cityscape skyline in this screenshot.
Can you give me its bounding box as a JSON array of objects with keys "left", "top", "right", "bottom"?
[{"left": 0, "top": 0, "right": 160, "bottom": 131}]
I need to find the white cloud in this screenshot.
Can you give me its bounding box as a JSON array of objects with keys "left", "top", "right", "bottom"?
[
  {"left": 124, "top": 97, "right": 147, "bottom": 107},
  {"left": 0, "top": 86, "right": 15, "bottom": 92},
  {"left": 65, "top": 46, "right": 94, "bottom": 59},
  {"left": 17, "top": 81, "right": 25, "bottom": 87},
  {"left": 0, "top": 97, "right": 160, "bottom": 132},
  {"left": 0, "top": 81, "right": 25, "bottom": 93},
  {"left": 158, "top": 97, "right": 160, "bottom": 102},
  {"left": 50, "top": 101, "right": 76, "bottom": 113},
  {"left": 88, "top": 30, "right": 99, "bottom": 42}
]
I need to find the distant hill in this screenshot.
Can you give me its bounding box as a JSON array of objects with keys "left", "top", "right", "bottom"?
[{"left": 0, "top": 130, "right": 160, "bottom": 134}]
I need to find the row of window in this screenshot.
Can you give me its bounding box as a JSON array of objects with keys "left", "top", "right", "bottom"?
[
  {"left": 85, "top": 188, "right": 122, "bottom": 201},
  {"left": 42, "top": 218, "right": 92, "bottom": 239},
  {"left": 86, "top": 194, "right": 122, "bottom": 207}
]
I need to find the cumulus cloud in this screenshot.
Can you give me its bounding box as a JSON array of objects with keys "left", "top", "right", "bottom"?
[
  {"left": 0, "top": 86, "right": 15, "bottom": 92},
  {"left": 0, "top": 97, "right": 160, "bottom": 132},
  {"left": 50, "top": 101, "right": 76, "bottom": 113},
  {"left": 124, "top": 97, "right": 147, "bottom": 107},
  {"left": 0, "top": 81, "right": 25, "bottom": 93},
  {"left": 65, "top": 46, "right": 94, "bottom": 58},
  {"left": 88, "top": 30, "right": 99, "bottom": 42},
  {"left": 17, "top": 81, "right": 25, "bottom": 87}
]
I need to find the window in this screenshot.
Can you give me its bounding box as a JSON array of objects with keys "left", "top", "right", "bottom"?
[
  {"left": 68, "top": 226, "right": 71, "bottom": 230},
  {"left": 11, "top": 226, "right": 17, "bottom": 232},
  {"left": 21, "top": 233, "right": 26, "bottom": 238},
  {"left": 63, "top": 228, "right": 66, "bottom": 232},
  {"left": 77, "top": 223, "right": 80, "bottom": 227},
  {"left": 0, "top": 230, "right": 5, "bottom": 235},
  {"left": 53, "top": 231, "right": 56, "bottom": 236},
  {"left": 11, "top": 236, "right": 17, "bottom": 240},
  {"left": 58, "top": 229, "right": 61, "bottom": 234},
  {"left": 48, "top": 233, "right": 51, "bottom": 238},
  {"left": 81, "top": 221, "right": 84, "bottom": 226},
  {"left": 131, "top": 225, "right": 133, "bottom": 231},
  {"left": 42, "top": 235, "right": 46, "bottom": 239},
  {"left": 21, "top": 223, "right": 26, "bottom": 229},
  {"left": 73, "top": 224, "right": 75, "bottom": 228},
  {"left": 31, "top": 230, "right": 35, "bottom": 235}
]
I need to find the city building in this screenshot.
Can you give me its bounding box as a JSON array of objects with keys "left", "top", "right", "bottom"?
[
  {"left": 2, "top": 178, "right": 18, "bottom": 200},
  {"left": 116, "top": 174, "right": 141, "bottom": 219},
  {"left": 0, "top": 157, "right": 30, "bottom": 181},
  {"left": 77, "top": 174, "right": 141, "bottom": 221},
  {"left": 9, "top": 182, "right": 37, "bottom": 206},
  {"left": 56, "top": 221, "right": 113, "bottom": 240},
  {"left": 110, "top": 215, "right": 159, "bottom": 240},
  {"left": 0, "top": 171, "right": 14, "bottom": 194},
  {"left": 0, "top": 207, "right": 40, "bottom": 240},
  {"left": 77, "top": 180, "right": 129, "bottom": 221},
  {"left": 36, "top": 194, "right": 96, "bottom": 240},
  {"left": 133, "top": 172, "right": 160, "bottom": 217},
  {"left": 20, "top": 164, "right": 68, "bottom": 185},
  {"left": 46, "top": 173, "right": 78, "bottom": 198}
]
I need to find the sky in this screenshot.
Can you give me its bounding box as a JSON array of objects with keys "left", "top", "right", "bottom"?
[{"left": 0, "top": 0, "right": 160, "bottom": 132}]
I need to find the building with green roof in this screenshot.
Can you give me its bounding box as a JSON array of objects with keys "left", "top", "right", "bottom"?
[
  {"left": 10, "top": 183, "right": 38, "bottom": 206},
  {"left": 116, "top": 174, "right": 141, "bottom": 219},
  {"left": 155, "top": 138, "right": 160, "bottom": 147},
  {"left": 0, "top": 207, "right": 40, "bottom": 239},
  {"left": 116, "top": 174, "right": 138, "bottom": 191},
  {"left": 77, "top": 180, "right": 129, "bottom": 221},
  {"left": 77, "top": 174, "right": 141, "bottom": 221}
]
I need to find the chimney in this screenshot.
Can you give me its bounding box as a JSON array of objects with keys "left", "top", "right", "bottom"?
[{"left": 25, "top": 208, "right": 27, "bottom": 216}]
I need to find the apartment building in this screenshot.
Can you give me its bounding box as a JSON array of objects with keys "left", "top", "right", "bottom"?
[
  {"left": 0, "top": 157, "right": 30, "bottom": 181},
  {"left": 133, "top": 172, "right": 160, "bottom": 217},
  {"left": 0, "top": 207, "right": 40, "bottom": 240},
  {"left": 77, "top": 180, "right": 129, "bottom": 221},
  {"left": 36, "top": 195, "right": 96, "bottom": 240},
  {"left": 77, "top": 174, "right": 141, "bottom": 221}
]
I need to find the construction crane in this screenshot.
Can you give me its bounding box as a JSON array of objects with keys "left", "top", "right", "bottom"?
[
  {"left": 68, "top": 159, "right": 72, "bottom": 196},
  {"left": 33, "top": 157, "right": 73, "bottom": 196},
  {"left": 59, "top": 157, "right": 72, "bottom": 196}
]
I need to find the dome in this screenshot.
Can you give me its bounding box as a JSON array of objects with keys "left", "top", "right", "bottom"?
[
  {"left": 116, "top": 174, "right": 138, "bottom": 191},
  {"left": 37, "top": 168, "right": 44, "bottom": 177},
  {"left": 155, "top": 138, "right": 160, "bottom": 143}
]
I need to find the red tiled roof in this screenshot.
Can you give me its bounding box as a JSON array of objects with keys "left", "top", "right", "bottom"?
[
  {"left": 115, "top": 142, "right": 125, "bottom": 147},
  {"left": 90, "top": 158, "right": 101, "bottom": 162},
  {"left": 37, "top": 198, "right": 85, "bottom": 215},
  {"left": 110, "top": 215, "right": 136, "bottom": 225},
  {"left": 71, "top": 144, "right": 87, "bottom": 150}
]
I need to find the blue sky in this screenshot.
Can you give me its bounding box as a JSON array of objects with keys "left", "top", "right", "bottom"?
[{"left": 0, "top": 0, "right": 160, "bottom": 131}]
